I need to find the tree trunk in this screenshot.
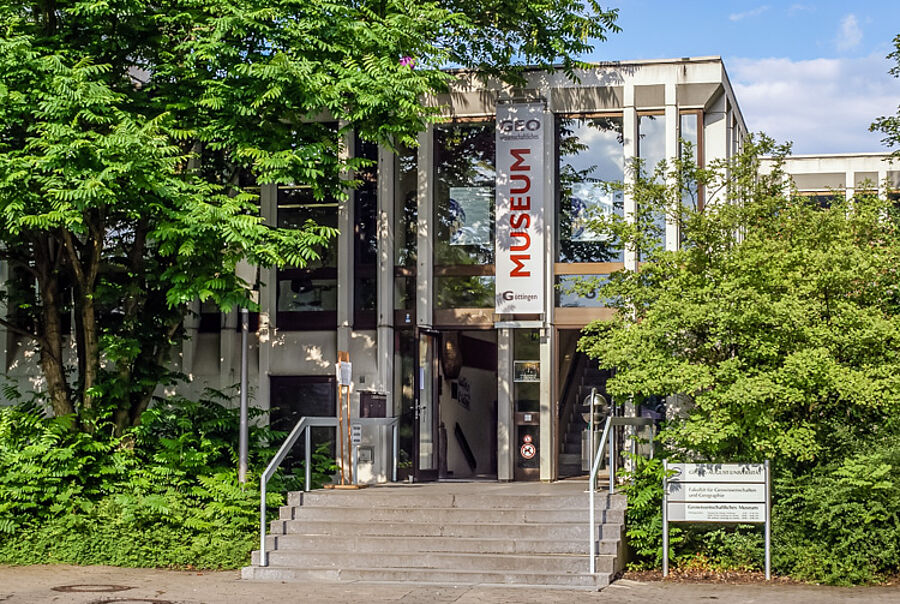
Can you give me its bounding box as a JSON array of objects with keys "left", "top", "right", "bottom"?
[{"left": 34, "top": 237, "right": 74, "bottom": 418}]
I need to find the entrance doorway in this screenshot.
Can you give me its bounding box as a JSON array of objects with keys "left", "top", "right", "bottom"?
[{"left": 413, "top": 329, "right": 498, "bottom": 481}]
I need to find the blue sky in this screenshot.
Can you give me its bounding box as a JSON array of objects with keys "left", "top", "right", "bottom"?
[{"left": 583, "top": 2, "right": 900, "bottom": 154}]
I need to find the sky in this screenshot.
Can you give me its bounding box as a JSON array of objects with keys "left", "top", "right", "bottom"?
[{"left": 582, "top": 1, "right": 900, "bottom": 154}]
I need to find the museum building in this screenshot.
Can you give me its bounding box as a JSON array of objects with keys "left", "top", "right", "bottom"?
[{"left": 3, "top": 56, "right": 897, "bottom": 483}]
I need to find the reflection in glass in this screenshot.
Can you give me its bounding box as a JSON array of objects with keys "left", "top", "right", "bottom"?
[
  {"left": 555, "top": 274, "right": 610, "bottom": 307},
  {"left": 277, "top": 187, "right": 339, "bottom": 269},
  {"left": 434, "top": 124, "right": 495, "bottom": 265},
  {"left": 680, "top": 113, "right": 701, "bottom": 212},
  {"left": 276, "top": 276, "right": 338, "bottom": 312},
  {"left": 514, "top": 329, "right": 541, "bottom": 414},
  {"left": 638, "top": 114, "right": 667, "bottom": 250},
  {"left": 395, "top": 145, "right": 417, "bottom": 268},
  {"left": 557, "top": 116, "right": 625, "bottom": 262},
  {"left": 435, "top": 276, "right": 494, "bottom": 309},
  {"left": 394, "top": 276, "right": 415, "bottom": 310}
]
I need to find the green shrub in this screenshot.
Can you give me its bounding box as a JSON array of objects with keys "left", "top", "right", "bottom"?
[{"left": 0, "top": 392, "right": 334, "bottom": 568}]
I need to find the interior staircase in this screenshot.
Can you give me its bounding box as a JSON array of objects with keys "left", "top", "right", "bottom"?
[
  {"left": 559, "top": 359, "right": 611, "bottom": 477},
  {"left": 242, "top": 482, "right": 627, "bottom": 590}
]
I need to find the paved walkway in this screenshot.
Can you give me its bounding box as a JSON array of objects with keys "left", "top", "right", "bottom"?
[{"left": 1, "top": 565, "right": 898, "bottom": 603}]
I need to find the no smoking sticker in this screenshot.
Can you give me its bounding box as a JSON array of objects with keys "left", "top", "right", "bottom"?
[{"left": 520, "top": 443, "right": 536, "bottom": 459}]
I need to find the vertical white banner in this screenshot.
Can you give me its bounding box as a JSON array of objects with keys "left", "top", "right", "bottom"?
[{"left": 495, "top": 102, "right": 545, "bottom": 314}]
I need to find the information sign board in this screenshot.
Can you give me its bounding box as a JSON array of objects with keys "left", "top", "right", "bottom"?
[
  {"left": 663, "top": 460, "right": 771, "bottom": 580},
  {"left": 350, "top": 424, "right": 362, "bottom": 446}
]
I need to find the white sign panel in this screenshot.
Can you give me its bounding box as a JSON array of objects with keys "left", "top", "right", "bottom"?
[
  {"left": 667, "top": 502, "right": 766, "bottom": 523},
  {"left": 668, "top": 463, "right": 766, "bottom": 484},
  {"left": 667, "top": 482, "right": 766, "bottom": 503},
  {"left": 495, "top": 102, "right": 545, "bottom": 314},
  {"left": 350, "top": 424, "right": 362, "bottom": 445},
  {"left": 337, "top": 361, "right": 352, "bottom": 386}
]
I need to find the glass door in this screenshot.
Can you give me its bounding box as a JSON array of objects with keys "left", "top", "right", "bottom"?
[
  {"left": 514, "top": 329, "right": 542, "bottom": 481},
  {"left": 414, "top": 331, "right": 439, "bottom": 481}
]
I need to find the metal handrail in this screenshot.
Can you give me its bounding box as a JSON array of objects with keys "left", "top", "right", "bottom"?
[
  {"left": 258, "top": 415, "right": 399, "bottom": 567},
  {"left": 588, "top": 413, "right": 655, "bottom": 574}
]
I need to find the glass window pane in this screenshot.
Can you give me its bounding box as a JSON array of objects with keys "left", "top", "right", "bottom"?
[
  {"left": 680, "top": 113, "right": 701, "bottom": 212},
  {"left": 395, "top": 145, "right": 418, "bottom": 268},
  {"left": 557, "top": 116, "right": 625, "bottom": 263},
  {"left": 434, "top": 124, "right": 495, "bottom": 265},
  {"left": 638, "top": 114, "right": 667, "bottom": 250},
  {"left": 555, "top": 274, "right": 610, "bottom": 308},
  {"left": 276, "top": 276, "right": 338, "bottom": 312},
  {"left": 277, "top": 187, "right": 338, "bottom": 269},
  {"left": 434, "top": 276, "right": 494, "bottom": 309}
]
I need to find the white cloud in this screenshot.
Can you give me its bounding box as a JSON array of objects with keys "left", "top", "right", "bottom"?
[
  {"left": 730, "top": 54, "right": 900, "bottom": 154},
  {"left": 729, "top": 5, "right": 769, "bottom": 22},
  {"left": 835, "top": 14, "right": 862, "bottom": 52},
  {"left": 788, "top": 4, "right": 813, "bottom": 15}
]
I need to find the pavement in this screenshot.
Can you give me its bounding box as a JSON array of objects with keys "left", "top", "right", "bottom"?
[{"left": 1, "top": 565, "right": 899, "bottom": 604}]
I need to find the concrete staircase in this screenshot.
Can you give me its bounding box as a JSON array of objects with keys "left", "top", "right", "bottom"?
[{"left": 242, "top": 482, "right": 627, "bottom": 589}]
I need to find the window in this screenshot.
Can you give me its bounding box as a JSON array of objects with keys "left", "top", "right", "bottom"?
[
  {"left": 276, "top": 186, "right": 338, "bottom": 330},
  {"left": 394, "top": 144, "right": 417, "bottom": 321},
  {"left": 354, "top": 135, "right": 378, "bottom": 329},
  {"left": 434, "top": 123, "right": 496, "bottom": 266},
  {"left": 638, "top": 113, "right": 667, "bottom": 250},
  {"left": 557, "top": 115, "right": 625, "bottom": 263},
  {"left": 269, "top": 376, "right": 337, "bottom": 470}
]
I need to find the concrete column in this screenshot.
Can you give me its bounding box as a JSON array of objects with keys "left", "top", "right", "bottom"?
[
  {"left": 623, "top": 83, "right": 638, "bottom": 270},
  {"left": 845, "top": 170, "right": 855, "bottom": 202},
  {"left": 704, "top": 92, "right": 728, "bottom": 206},
  {"left": 878, "top": 168, "right": 889, "bottom": 200},
  {"left": 539, "top": 328, "right": 553, "bottom": 481},
  {"left": 416, "top": 126, "right": 434, "bottom": 329},
  {"left": 256, "top": 183, "right": 277, "bottom": 412},
  {"left": 665, "top": 81, "right": 679, "bottom": 251},
  {"left": 337, "top": 129, "right": 354, "bottom": 359},
  {"left": 540, "top": 100, "right": 557, "bottom": 481},
  {"left": 377, "top": 145, "right": 396, "bottom": 480},
  {"left": 497, "top": 328, "right": 514, "bottom": 481},
  {"left": 182, "top": 300, "right": 199, "bottom": 378},
  {"left": 376, "top": 145, "right": 395, "bottom": 399}
]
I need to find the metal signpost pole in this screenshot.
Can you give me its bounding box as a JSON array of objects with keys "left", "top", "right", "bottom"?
[
  {"left": 238, "top": 307, "right": 249, "bottom": 484},
  {"left": 662, "top": 459, "right": 669, "bottom": 577},
  {"left": 765, "top": 459, "right": 771, "bottom": 580}
]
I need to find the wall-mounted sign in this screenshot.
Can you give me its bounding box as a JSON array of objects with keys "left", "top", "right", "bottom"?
[
  {"left": 337, "top": 361, "right": 352, "bottom": 386},
  {"left": 663, "top": 461, "right": 771, "bottom": 579},
  {"left": 350, "top": 424, "right": 362, "bottom": 446},
  {"left": 495, "top": 102, "right": 545, "bottom": 314},
  {"left": 513, "top": 360, "right": 540, "bottom": 382}
]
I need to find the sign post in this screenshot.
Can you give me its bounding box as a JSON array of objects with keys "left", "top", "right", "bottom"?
[{"left": 663, "top": 461, "right": 771, "bottom": 580}]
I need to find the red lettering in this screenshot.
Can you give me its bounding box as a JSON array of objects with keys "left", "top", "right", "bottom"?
[
  {"left": 510, "top": 149, "right": 531, "bottom": 171},
  {"left": 510, "top": 174, "right": 530, "bottom": 194},
  {"left": 510, "top": 255, "right": 531, "bottom": 277},
  {"left": 510, "top": 196, "right": 531, "bottom": 211},
  {"left": 510, "top": 213, "right": 530, "bottom": 230},
  {"left": 510, "top": 231, "right": 530, "bottom": 251}
]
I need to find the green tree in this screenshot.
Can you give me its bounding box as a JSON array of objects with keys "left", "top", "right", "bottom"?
[
  {"left": 870, "top": 33, "right": 900, "bottom": 155},
  {"left": 578, "top": 136, "right": 900, "bottom": 468},
  {"left": 0, "top": 0, "right": 620, "bottom": 432}
]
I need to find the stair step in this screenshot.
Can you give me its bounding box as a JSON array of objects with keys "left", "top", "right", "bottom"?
[
  {"left": 265, "top": 534, "right": 621, "bottom": 555},
  {"left": 278, "top": 506, "right": 625, "bottom": 524},
  {"left": 242, "top": 565, "right": 612, "bottom": 589},
  {"left": 250, "top": 550, "right": 618, "bottom": 574},
  {"left": 271, "top": 519, "right": 623, "bottom": 540},
  {"left": 294, "top": 491, "right": 625, "bottom": 509}
]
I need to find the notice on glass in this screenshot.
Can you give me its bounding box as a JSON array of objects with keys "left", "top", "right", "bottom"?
[
  {"left": 448, "top": 187, "right": 492, "bottom": 246},
  {"left": 570, "top": 182, "right": 614, "bottom": 242},
  {"left": 667, "top": 502, "right": 766, "bottom": 523},
  {"left": 514, "top": 361, "right": 541, "bottom": 382}
]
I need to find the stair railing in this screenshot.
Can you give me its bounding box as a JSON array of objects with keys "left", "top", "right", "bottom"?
[
  {"left": 588, "top": 412, "right": 655, "bottom": 574},
  {"left": 258, "top": 415, "right": 399, "bottom": 567}
]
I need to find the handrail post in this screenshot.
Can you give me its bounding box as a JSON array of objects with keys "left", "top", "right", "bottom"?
[
  {"left": 609, "top": 423, "right": 615, "bottom": 494},
  {"left": 588, "top": 417, "right": 612, "bottom": 574},
  {"left": 304, "top": 426, "right": 311, "bottom": 492},
  {"left": 259, "top": 477, "right": 267, "bottom": 567},
  {"left": 392, "top": 423, "right": 398, "bottom": 482}
]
